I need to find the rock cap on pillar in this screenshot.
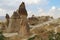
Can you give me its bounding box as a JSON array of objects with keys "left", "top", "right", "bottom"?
[
  {"left": 18, "top": 2, "right": 28, "bottom": 17},
  {"left": 5, "top": 14, "right": 10, "bottom": 19}
]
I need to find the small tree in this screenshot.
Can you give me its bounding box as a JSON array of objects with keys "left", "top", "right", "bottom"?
[
  {"left": 48, "top": 31, "right": 55, "bottom": 40},
  {"left": 55, "top": 33, "right": 60, "bottom": 40},
  {"left": 48, "top": 31, "right": 60, "bottom": 40},
  {"left": 0, "top": 31, "right": 5, "bottom": 40}
]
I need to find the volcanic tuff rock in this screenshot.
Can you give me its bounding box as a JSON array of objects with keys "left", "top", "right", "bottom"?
[
  {"left": 7, "top": 2, "right": 30, "bottom": 38},
  {"left": 5, "top": 14, "right": 10, "bottom": 27},
  {"left": 18, "top": 2, "right": 30, "bottom": 38},
  {"left": 11, "top": 11, "right": 20, "bottom": 19},
  {"left": 28, "top": 16, "right": 53, "bottom": 26}
]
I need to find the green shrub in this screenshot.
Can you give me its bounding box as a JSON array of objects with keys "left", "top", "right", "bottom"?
[{"left": 0, "top": 31, "right": 5, "bottom": 40}]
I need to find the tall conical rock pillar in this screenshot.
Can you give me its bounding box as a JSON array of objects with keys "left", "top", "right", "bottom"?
[
  {"left": 5, "top": 14, "right": 10, "bottom": 27},
  {"left": 18, "top": 2, "right": 30, "bottom": 38},
  {"left": 5, "top": 14, "right": 10, "bottom": 32},
  {"left": 8, "top": 11, "right": 20, "bottom": 32}
]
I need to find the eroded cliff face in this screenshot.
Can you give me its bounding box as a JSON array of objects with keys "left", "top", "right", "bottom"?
[{"left": 7, "top": 2, "right": 30, "bottom": 38}]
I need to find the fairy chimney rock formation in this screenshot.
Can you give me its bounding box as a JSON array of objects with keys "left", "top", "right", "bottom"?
[
  {"left": 8, "top": 11, "right": 20, "bottom": 33},
  {"left": 18, "top": 2, "right": 30, "bottom": 38},
  {"left": 5, "top": 14, "right": 10, "bottom": 27},
  {"left": 8, "top": 2, "right": 30, "bottom": 38}
]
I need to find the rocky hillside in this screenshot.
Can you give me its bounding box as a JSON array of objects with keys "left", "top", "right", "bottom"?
[
  {"left": 0, "top": 2, "right": 60, "bottom": 40},
  {"left": 30, "top": 18, "right": 60, "bottom": 40},
  {"left": 28, "top": 16, "right": 53, "bottom": 26}
]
